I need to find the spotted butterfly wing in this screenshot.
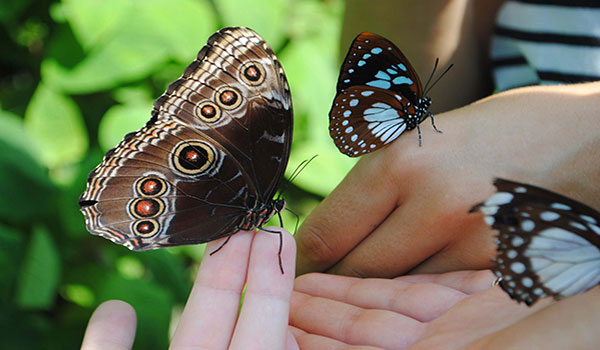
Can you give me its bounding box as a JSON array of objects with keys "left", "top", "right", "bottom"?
[
  {"left": 472, "top": 178, "right": 600, "bottom": 306},
  {"left": 329, "top": 32, "right": 434, "bottom": 157},
  {"left": 79, "top": 27, "right": 292, "bottom": 255}
]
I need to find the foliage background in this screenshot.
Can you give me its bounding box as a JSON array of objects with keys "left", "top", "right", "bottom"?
[{"left": 0, "top": 0, "right": 355, "bottom": 348}]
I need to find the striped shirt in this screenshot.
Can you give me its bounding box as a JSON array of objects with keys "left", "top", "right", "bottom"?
[{"left": 491, "top": 0, "right": 600, "bottom": 91}]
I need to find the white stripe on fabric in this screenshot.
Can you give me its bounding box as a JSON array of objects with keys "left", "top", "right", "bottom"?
[{"left": 497, "top": 2, "right": 600, "bottom": 37}]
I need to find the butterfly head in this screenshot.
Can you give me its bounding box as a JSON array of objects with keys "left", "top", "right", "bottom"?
[
  {"left": 417, "top": 96, "right": 432, "bottom": 111},
  {"left": 273, "top": 198, "right": 286, "bottom": 213}
]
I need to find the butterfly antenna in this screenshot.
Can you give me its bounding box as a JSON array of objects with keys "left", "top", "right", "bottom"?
[
  {"left": 285, "top": 207, "right": 300, "bottom": 234},
  {"left": 422, "top": 58, "right": 439, "bottom": 94},
  {"left": 424, "top": 62, "right": 454, "bottom": 96},
  {"left": 277, "top": 155, "right": 318, "bottom": 200}
]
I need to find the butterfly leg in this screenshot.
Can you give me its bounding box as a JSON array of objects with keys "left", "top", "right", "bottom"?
[
  {"left": 430, "top": 112, "right": 443, "bottom": 133},
  {"left": 260, "top": 227, "right": 285, "bottom": 274},
  {"left": 417, "top": 124, "right": 422, "bottom": 147},
  {"left": 209, "top": 234, "right": 233, "bottom": 256}
]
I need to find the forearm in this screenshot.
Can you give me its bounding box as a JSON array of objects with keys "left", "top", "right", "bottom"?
[
  {"left": 454, "top": 81, "right": 600, "bottom": 208},
  {"left": 466, "top": 287, "right": 600, "bottom": 350}
]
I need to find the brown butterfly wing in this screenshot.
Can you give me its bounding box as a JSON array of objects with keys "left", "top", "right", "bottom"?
[{"left": 79, "top": 27, "right": 292, "bottom": 250}]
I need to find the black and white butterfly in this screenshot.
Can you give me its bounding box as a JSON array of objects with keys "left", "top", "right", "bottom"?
[
  {"left": 471, "top": 178, "right": 600, "bottom": 306},
  {"left": 329, "top": 32, "right": 451, "bottom": 157}
]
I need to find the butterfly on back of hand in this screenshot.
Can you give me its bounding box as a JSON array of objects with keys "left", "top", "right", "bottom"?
[
  {"left": 329, "top": 32, "right": 452, "bottom": 157},
  {"left": 79, "top": 27, "right": 293, "bottom": 273},
  {"left": 471, "top": 178, "right": 600, "bottom": 306}
]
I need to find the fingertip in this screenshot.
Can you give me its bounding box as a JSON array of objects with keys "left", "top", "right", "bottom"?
[
  {"left": 253, "top": 227, "right": 296, "bottom": 278},
  {"left": 82, "top": 300, "right": 137, "bottom": 350}
]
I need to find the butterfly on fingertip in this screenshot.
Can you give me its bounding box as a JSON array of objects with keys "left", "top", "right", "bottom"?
[
  {"left": 329, "top": 32, "right": 452, "bottom": 157},
  {"left": 471, "top": 178, "right": 600, "bottom": 306},
  {"left": 79, "top": 27, "right": 293, "bottom": 272}
]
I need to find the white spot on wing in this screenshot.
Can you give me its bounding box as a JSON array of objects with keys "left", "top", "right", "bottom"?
[
  {"left": 521, "top": 220, "right": 535, "bottom": 232},
  {"left": 393, "top": 76, "right": 414, "bottom": 85},
  {"left": 551, "top": 203, "right": 571, "bottom": 210},
  {"left": 511, "top": 262, "right": 526, "bottom": 274},
  {"left": 540, "top": 211, "right": 560, "bottom": 221},
  {"left": 485, "top": 192, "right": 514, "bottom": 206},
  {"left": 366, "top": 80, "right": 391, "bottom": 89}
]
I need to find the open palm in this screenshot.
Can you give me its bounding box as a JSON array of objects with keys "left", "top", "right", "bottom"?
[{"left": 290, "top": 270, "right": 600, "bottom": 349}]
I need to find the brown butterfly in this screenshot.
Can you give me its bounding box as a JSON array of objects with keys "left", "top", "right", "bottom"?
[{"left": 79, "top": 27, "right": 292, "bottom": 270}]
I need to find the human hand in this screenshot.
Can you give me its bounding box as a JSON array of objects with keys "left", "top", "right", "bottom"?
[
  {"left": 81, "top": 228, "right": 298, "bottom": 350},
  {"left": 296, "top": 82, "right": 600, "bottom": 277},
  {"left": 290, "top": 270, "right": 600, "bottom": 349}
]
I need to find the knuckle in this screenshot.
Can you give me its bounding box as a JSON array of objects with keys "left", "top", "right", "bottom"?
[{"left": 295, "top": 222, "right": 338, "bottom": 267}]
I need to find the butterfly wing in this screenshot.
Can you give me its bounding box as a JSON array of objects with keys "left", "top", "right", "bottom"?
[
  {"left": 153, "top": 27, "right": 292, "bottom": 202},
  {"left": 79, "top": 27, "right": 292, "bottom": 250},
  {"left": 335, "top": 32, "right": 423, "bottom": 100},
  {"left": 473, "top": 178, "right": 600, "bottom": 305},
  {"left": 329, "top": 86, "right": 417, "bottom": 157},
  {"left": 329, "top": 32, "right": 423, "bottom": 156}
]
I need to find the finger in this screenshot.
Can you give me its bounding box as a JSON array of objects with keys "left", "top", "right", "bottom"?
[
  {"left": 327, "top": 178, "right": 495, "bottom": 277},
  {"left": 295, "top": 273, "right": 468, "bottom": 322},
  {"left": 396, "top": 270, "right": 496, "bottom": 294},
  {"left": 290, "top": 290, "right": 425, "bottom": 349},
  {"left": 81, "top": 300, "right": 137, "bottom": 350},
  {"left": 170, "top": 231, "right": 254, "bottom": 350},
  {"left": 295, "top": 152, "right": 403, "bottom": 275},
  {"left": 230, "top": 228, "right": 297, "bottom": 349}
]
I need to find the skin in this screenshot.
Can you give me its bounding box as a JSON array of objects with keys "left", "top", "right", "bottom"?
[
  {"left": 81, "top": 229, "right": 299, "bottom": 350},
  {"left": 290, "top": 272, "right": 600, "bottom": 349},
  {"left": 295, "top": 82, "right": 600, "bottom": 278},
  {"left": 82, "top": 260, "right": 600, "bottom": 349}
]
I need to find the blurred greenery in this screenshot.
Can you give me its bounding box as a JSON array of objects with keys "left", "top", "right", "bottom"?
[{"left": 0, "top": 0, "right": 354, "bottom": 348}]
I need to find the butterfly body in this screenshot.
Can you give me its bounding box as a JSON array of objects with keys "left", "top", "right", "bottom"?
[
  {"left": 472, "top": 178, "right": 600, "bottom": 306},
  {"left": 79, "top": 27, "right": 292, "bottom": 253},
  {"left": 329, "top": 32, "right": 440, "bottom": 156}
]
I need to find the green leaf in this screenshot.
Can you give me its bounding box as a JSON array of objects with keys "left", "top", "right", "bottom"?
[
  {"left": 215, "top": 0, "right": 287, "bottom": 49},
  {"left": 139, "top": 250, "right": 190, "bottom": 303},
  {"left": 24, "top": 83, "right": 88, "bottom": 169},
  {"left": 98, "top": 102, "right": 153, "bottom": 152},
  {"left": 278, "top": 0, "right": 353, "bottom": 196},
  {"left": 0, "top": 224, "right": 25, "bottom": 303},
  {"left": 43, "top": 0, "right": 216, "bottom": 93},
  {"left": 63, "top": 284, "right": 95, "bottom": 307},
  {"left": 97, "top": 274, "right": 172, "bottom": 349},
  {"left": 59, "top": 0, "right": 128, "bottom": 49},
  {"left": 0, "top": 0, "right": 31, "bottom": 24},
  {"left": 0, "top": 110, "right": 55, "bottom": 223},
  {"left": 16, "top": 226, "right": 61, "bottom": 309}
]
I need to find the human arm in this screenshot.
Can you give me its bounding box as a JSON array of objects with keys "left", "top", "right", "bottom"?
[{"left": 296, "top": 82, "right": 600, "bottom": 277}]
